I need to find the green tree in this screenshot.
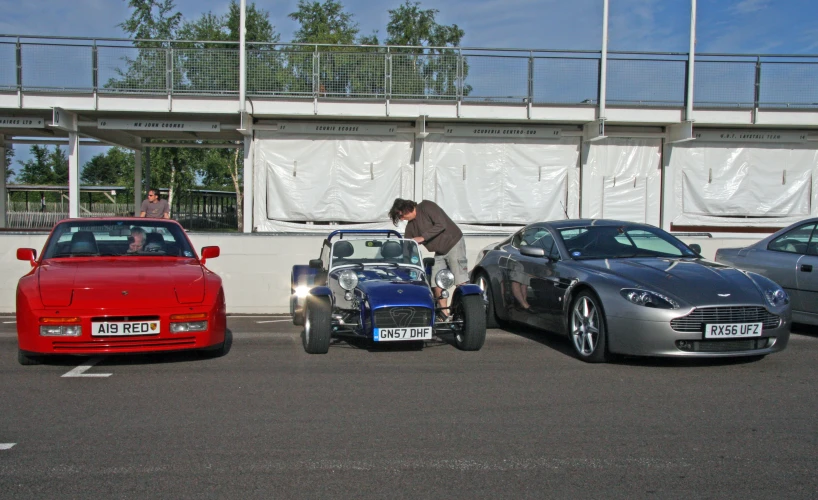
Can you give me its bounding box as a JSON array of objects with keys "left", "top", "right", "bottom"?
[
  {"left": 107, "top": 0, "right": 182, "bottom": 92},
  {"left": 50, "top": 146, "right": 68, "bottom": 185},
  {"left": 176, "top": 0, "right": 283, "bottom": 94},
  {"left": 17, "top": 146, "right": 55, "bottom": 185},
  {"left": 385, "top": 1, "right": 470, "bottom": 98},
  {"left": 287, "top": 0, "right": 379, "bottom": 97},
  {"left": 81, "top": 147, "right": 134, "bottom": 186},
  {"left": 4, "top": 146, "right": 14, "bottom": 183}
]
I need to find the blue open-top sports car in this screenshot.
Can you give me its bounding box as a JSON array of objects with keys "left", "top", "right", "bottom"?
[{"left": 291, "top": 230, "right": 486, "bottom": 353}]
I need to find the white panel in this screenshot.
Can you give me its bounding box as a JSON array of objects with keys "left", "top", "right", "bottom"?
[
  {"left": 670, "top": 141, "right": 818, "bottom": 227},
  {"left": 583, "top": 138, "right": 662, "bottom": 226},
  {"left": 253, "top": 131, "right": 413, "bottom": 230},
  {"left": 424, "top": 137, "right": 579, "bottom": 224}
]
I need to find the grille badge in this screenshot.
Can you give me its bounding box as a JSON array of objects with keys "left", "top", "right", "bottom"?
[
  {"left": 389, "top": 307, "right": 416, "bottom": 327},
  {"left": 121, "top": 290, "right": 129, "bottom": 296},
  {"left": 718, "top": 293, "right": 731, "bottom": 297}
]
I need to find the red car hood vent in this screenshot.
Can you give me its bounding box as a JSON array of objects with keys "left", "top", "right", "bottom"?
[{"left": 38, "top": 260, "right": 205, "bottom": 307}]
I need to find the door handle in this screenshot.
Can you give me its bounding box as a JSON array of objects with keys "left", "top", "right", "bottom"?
[{"left": 801, "top": 264, "right": 813, "bottom": 272}]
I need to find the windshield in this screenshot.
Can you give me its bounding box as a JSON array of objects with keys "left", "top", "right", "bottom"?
[
  {"left": 558, "top": 225, "right": 697, "bottom": 260},
  {"left": 42, "top": 220, "right": 195, "bottom": 259},
  {"left": 330, "top": 238, "right": 422, "bottom": 269}
]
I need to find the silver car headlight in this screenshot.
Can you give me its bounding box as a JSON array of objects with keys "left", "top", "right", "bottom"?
[
  {"left": 764, "top": 288, "right": 789, "bottom": 307},
  {"left": 338, "top": 270, "right": 359, "bottom": 291},
  {"left": 434, "top": 269, "right": 455, "bottom": 289},
  {"left": 620, "top": 288, "right": 679, "bottom": 309}
]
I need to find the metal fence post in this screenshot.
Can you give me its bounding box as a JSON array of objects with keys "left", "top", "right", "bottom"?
[
  {"left": 385, "top": 47, "right": 392, "bottom": 100},
  {"left": 15, "top": 37, "right": 22, "bottom": 107},
  {"left": 527, "top": 50, "right": 534, "bottom": 117},
  {"left": 92, "top": 40, "right": 98, "bottom": 109},
  {"left": 167, "top": 45, "right": 174, "bottom": 110},
  {"left": 457, "top": 48, "right": 463, "bottom": 116},
  {"left": 753, "top": 56, "right": 762, "bottom": 118}
]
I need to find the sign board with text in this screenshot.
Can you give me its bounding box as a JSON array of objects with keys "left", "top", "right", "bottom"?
[
  {"left": 277, "top": 122, "right": 399, "bottom": 136},
  {"left": 443, "top": 125, "right": 562, "bottom": 139},
  {"left": 694, "top": 130, "right": 809, "bottom": 143},
  {"left": 98, "top": 119, "right": 221, "bottom": 132},
  {"left": 0, "top": 117, "right": 45, "bottom": 128}
]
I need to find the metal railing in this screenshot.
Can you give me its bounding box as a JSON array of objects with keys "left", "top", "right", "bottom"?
[{"left": 1, "top": 35, "right": 817, "bottom": 108}]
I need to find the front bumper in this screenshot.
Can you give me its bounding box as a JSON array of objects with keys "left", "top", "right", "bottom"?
[
  {"left": 605, "top": 313, "right": 790, "bottom": 357},
  {"left": 17, "top": 302, "right": 226, "bottom": 356}
]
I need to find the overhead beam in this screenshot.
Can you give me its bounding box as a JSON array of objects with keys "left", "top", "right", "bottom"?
[
  {"left": 667, "top": 121, "right": 695, "bottom": 143},
  {"left": 583, "top": 119, "right": 607, "bottom": 142}
]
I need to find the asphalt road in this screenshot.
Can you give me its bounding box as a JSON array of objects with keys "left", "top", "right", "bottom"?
[{"left": 1, "top": 316, "right": 816, "bottom": 499}]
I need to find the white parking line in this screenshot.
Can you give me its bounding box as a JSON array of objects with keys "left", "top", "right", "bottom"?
[
  {"left": 256, "top": 320, "right": 293, "bottom": 323},
  {"left": 3, "top": 321, "right": 16, "bottom": 324},
  {"left": 62, "top": 357, "right": 112, "bottom": 378},
  {"left": 0, "top": 443, "right": 15, "bottom": 450}
]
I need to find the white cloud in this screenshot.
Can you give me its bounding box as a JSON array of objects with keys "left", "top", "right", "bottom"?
[{"left": 730, "top": 0, "right": 771, "bottom": 15}]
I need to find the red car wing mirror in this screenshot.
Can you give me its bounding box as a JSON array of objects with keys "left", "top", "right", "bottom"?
[
  {"left": 200, "top": 246, "right": 220, "bottom": 265},
  {"left": 17, "top": 248, "right": 37, "bottom": 267}
]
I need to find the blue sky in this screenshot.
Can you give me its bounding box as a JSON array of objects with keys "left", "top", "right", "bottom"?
[
  {"left": 1, "top": 0, "right": 817, "bottom": 173},
  {"left": 0, "top": 0, "right": 816, "bottom": 53}
]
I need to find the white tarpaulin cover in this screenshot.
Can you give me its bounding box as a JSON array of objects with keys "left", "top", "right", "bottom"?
[
  {"left": 582, "top": 138, "right": 662, "bottom": 225},
  {"left": 253, "top": 130, "right": 414, "bottom": 232},
  {"left": 670, "top": 142, "right": 818, "bottom": 227},
  {"left": 422, "top": 137, "right": 580, "bottom": 224}
]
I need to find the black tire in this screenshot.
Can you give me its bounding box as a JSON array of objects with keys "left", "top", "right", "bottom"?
[
  {"left": 18, "top": 349, "right": 42, "bottom": 366},
  {"left": 202, "top": 329, "right": 233, "bottom": 358},
  {"left": 452, "top": 294, "right": 487, "bottom": 351},
  {"left": 569, "top": 291, "right": 608, "bottom": 363},
  {"left": 303, "top": 296, "right": 332, "bottom": 354},
  {"left": 473, "top": 272, "right": 499, "bottom": 329}
]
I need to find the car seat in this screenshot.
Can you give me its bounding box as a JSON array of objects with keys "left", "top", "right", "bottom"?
[
  {"left": 381, "top": 240, "right": 403, "bottom": 260},
  {"left": 145, "top": 232, "right": 165, "bottom": 253},
  {"left": 333, "top": 241, "right": 354, "bottom": 259},
  {"left": 69, "top": 231, "right": 99, "bottom": 255}
]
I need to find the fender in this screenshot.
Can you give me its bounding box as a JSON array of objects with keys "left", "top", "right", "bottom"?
[
  {"left": 309, "top": 286, "right": 333, "bottom": 298},
  {"left": 452, "top": 283, "right": 482, "bottom": 300}
]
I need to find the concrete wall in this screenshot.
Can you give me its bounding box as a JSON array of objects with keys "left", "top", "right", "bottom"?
[{"left": 0, "top": 232, "right": 762, "bottom": 315}]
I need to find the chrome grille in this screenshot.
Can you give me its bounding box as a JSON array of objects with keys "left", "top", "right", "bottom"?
[
  {"left": 670, "top": 306, "right": 781, "bottom": 333},
  {"left": 373, "top": 307, "right": 432, "bottom": 328}
]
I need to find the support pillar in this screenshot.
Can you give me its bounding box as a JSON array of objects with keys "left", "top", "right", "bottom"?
[
  {"left": 0, "top": 135, "right": 6, "bottom": 228},
  {"left": 242, "top": 134, "right": 254, "bottom": 232},
  {"left": 67, "top": 132, "right": 80, "bottom": 218},
  {"left": 134, "top": 149, "right": 142, "bottom": 216}
]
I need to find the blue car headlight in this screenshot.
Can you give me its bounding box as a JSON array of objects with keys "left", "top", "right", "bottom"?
[
  {"left": 620, "top": 288, "right": 679, "bottom": 309},
  {"left": 764, "top": 288, "right": 789, "bottom": 307}
]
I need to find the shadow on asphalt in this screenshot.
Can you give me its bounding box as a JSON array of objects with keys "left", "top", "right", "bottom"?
[{"left": 495, "top": 320, "right": 778, "bottom": 368}]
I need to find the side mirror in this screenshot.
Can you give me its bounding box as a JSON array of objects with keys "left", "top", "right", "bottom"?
[
  {"left": 519, "top": 246, "right": 546, "bottom": 258},
  {"left": 689, "top": 243, "right": 702, "bottom": 255},
  {"left": 17, "top": 248, "right": 37, "bottom": 267},
  {"left": 200, "top": 246, "right": 220, "bottom": 265}
]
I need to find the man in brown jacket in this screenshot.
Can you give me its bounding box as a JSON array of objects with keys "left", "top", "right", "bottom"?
[{"left": 389, "top": 198, "right": 469, "bottom": 320}]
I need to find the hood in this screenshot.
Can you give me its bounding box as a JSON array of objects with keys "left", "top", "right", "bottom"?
[
  {"left": 575, "top": 258, "right": 765, "bottom": 305},
  {"left": 356, "top": 280, "right": 434, "bottom": 309},
  {"left": 38, "top": 259, "right": 205, "bottom": 307}
]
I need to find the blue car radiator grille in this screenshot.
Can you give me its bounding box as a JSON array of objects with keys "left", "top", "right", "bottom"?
[
  {"left": 373, "top": 307, "right": 432, "bottom": 328},
  {"left": 670, "top": 306, "right": 781, "bottom": 333}
]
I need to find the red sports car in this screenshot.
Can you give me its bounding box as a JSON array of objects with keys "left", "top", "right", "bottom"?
[{"left": 15, "top": 218, "right": 229, "bottom": 365}]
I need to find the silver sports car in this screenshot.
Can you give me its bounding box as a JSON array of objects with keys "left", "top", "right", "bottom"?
[
  {"left": 715, "top": 217, "right": 818, "bottom": 326},
  {"left": 471, "top": 219, "right": 791, "bottom": 362}
]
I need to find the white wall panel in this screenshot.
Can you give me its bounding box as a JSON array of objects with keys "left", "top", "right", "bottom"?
[
  {"left": 422, "top": 137, "right": 580, "bottom": 225},
  {"left": 669, "top": 142, "right": 818, "bottom": 227},
  {"left": 582, "top": 138, "right": 662, "bottom": 225}
]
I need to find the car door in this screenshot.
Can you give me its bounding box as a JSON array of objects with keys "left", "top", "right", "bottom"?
[
  {"left": 755, "top": 223, "right": 817, "bottom": 314},
  {"left": 503, "top": 227, "right": 563, "bottom": 331},
  {"left": 522, "top": 231, "right": 565, "bottom": 331},
  {"left": 794, "top": 228, "right": 818, "bottom": 317}
]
